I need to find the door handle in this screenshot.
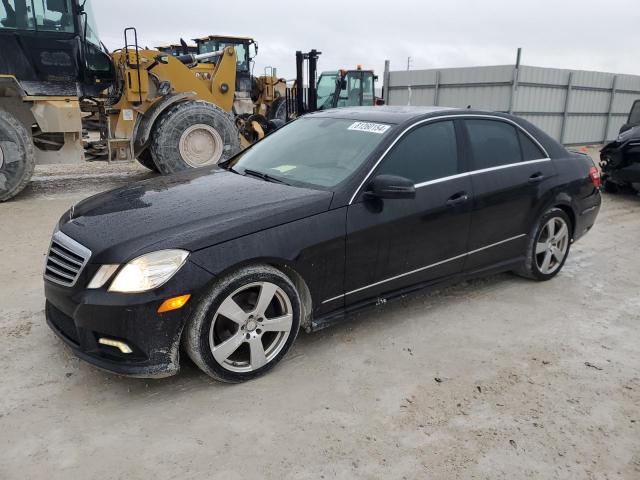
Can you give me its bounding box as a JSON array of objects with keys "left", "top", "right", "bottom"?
[
  {"left": 528, "top": 172, "right": 545, "bottom": 183},
  {"left": 446, "top": 191, "right": 469, "bottom": 207}
]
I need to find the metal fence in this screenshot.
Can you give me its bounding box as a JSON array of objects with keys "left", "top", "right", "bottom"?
[{"left": 383, "top": 63, "right": 640, "bottom": 145}]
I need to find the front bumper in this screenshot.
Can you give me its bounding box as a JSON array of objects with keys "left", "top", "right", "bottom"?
[{"left": 44, "top": 260, "right": 213, "bottom": 378}]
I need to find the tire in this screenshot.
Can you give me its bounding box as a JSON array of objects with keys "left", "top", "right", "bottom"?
[
  {"left": 184, "top": 265, "right": 301, "bottom": 383},
  {"left": 135, "top": 149, "right": 159, "bottom": 173},
  {"left": 516, "top": 208, "right": 572, "bottom": 281},
  {"left": 149, "top": 100, "right": 240, "bottom": 175},
  {"left": 0, "top": 109, "right": 35, "bottom": 202},
  {"left": 602, "top": 177, "right": 619, "bottom": 194},
  {"left": 267, "top": 96, "right": 289, "bottom": 123}
]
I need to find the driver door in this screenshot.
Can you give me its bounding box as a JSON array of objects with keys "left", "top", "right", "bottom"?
[{"left": 344, "top": 119, "right": 473, "bottom": 307}]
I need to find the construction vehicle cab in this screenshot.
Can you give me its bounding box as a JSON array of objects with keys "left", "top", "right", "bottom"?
[
  {"left": 316, "top": 68, "right": 377, "bottom": 110},
  {"left": 194, "top": 35, "right": 255, "bottom": 93},
  {"left": 0, "top": 0, "right": 114, "bottom": 96}
]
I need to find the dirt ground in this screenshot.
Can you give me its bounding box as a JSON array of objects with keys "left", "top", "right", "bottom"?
[{"left": 0, "top": 161, "right": 639, "bottom": 480}]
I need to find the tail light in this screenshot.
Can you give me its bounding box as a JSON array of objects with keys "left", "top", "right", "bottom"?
[{"left": 589, "top": 166, "right": 601, "bottom": 189}]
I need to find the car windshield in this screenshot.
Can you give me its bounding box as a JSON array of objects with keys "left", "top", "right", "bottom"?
[{"left": 228, "top": 117, "right": 393, "bottom": 189}]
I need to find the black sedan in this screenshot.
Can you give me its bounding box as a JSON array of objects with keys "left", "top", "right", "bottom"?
[{"left": 44, "top": 106, "right": 602, "bottom": 382}]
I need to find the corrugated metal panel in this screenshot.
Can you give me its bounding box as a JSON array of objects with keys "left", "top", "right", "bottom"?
[
  {"left": 564, "top": 116, "right": 606, "bottom": 144},
  {"left": 514, "top": 85, "right": 566, "bottom": 113},
  {"left": 569, "top": 90, "right": 611, "bottom": 114},
  {"left": 386, "top": 63, "right": 640, "bottom": 144},
  {"left": 438, "top": 85, "right": 511, "bottom": 111},
  {"left": 438, "top": 65, "right": 513, "bottom": 84},
  {"left": 518, "top": 66, "right": 570, "bottom": 86},
  {"left": 520, "top": 115, "right": 563, "bottom": 141}
]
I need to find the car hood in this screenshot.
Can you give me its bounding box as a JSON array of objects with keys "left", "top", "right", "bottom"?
[{"left": 59, "top": 167, "right": 333, "bottom": 264}]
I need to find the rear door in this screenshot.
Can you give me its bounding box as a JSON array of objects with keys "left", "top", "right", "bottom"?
[
  {"left": 343, "top": 119, "right": 473, "bottom": 307},
  {"left": 462, "top": 118, "right": 555, "bottom": 272}
]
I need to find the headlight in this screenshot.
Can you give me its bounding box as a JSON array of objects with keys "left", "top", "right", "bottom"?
[{"left": 108, "top": 249, "right": 189, "bottom": 293}]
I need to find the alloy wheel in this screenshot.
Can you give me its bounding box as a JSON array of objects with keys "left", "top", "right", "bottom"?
[
  {"left": 208, "top": 282, "right": 294, "bottom": 373},
  {"left": 535, "top": 217, "right": 570, "bottom": 275}
]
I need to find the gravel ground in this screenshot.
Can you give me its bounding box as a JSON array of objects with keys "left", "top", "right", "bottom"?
[{"left": 0, "top": 162, "right": 639, "bottom": 479}]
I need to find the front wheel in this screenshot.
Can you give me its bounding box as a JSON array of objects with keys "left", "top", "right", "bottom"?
[
  {"left": 150, "top": 101, "right": 240, "bottom": 174},
  {"left": 516, "top": 208, "right": 572, "bottom": 281},
  {"left": 184, "top": 265, "right": 301, "bottom": 383}
]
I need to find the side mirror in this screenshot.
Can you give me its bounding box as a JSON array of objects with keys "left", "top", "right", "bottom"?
[{"left": 366, "top": 175, "right": 415, "bottom": 200}]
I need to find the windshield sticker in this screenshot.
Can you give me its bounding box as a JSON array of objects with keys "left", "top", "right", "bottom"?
[
  {"left": 272, "top": 165, "right": 297, "bottom": 173},
  {"left": 348, "top": 122, "right": 390, "bottom": 134}
]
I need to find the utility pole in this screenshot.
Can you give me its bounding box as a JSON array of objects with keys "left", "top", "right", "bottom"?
[{"left": 406, "top": 56, "right": 412, "bottom": 71}]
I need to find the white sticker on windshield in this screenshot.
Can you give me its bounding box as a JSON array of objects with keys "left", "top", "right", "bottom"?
[{"left": 348, "top": 122, "right": 390, "bottom": 134}]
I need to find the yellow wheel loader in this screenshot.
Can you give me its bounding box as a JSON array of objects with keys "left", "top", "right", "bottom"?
[{"left": 0, "top": 0, "right": 262, "bottom": 201}]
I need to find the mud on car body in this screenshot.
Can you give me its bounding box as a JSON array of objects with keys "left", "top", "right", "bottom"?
[{"left": 44, "top": 106, "right": 601, "bottom": 383}]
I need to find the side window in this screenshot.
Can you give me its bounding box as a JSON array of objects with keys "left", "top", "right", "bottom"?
[
  {"left": 466, "top": 119, "right": 522, "bottom": 170},
  {"left": 518, "top": 130, "right": 546, "bottom": 160},
  {"left": 376, "top": 121, "right": 459, "bottom": 184}
]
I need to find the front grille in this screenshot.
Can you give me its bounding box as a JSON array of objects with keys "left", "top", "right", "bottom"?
[{"left": 44, "top": 231, "right": 91, "bottom": 287}]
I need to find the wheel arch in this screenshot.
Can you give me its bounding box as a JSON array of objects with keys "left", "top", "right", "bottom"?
[
  {"left": 203, "top": 256, "right": 314, "bottom": 331},
  {"left": 132, "top": 92, "right": 196, "bottom": 156}
]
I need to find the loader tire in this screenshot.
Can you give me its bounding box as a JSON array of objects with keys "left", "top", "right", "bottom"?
[
  {"left": 150, "top": 101, "right": 240, "bottom": 174},
  {"left": 0, "top": 109, "right": 35, "bottom": 202},
  {"left": 267, "top": 96, "right": 289, "bottom": 123},
  {"left": 136, "top": 149, "right": 159, "bottom": 173}
]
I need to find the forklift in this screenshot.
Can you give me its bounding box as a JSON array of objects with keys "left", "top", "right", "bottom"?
[{"left": 285, "top": 49, "right": 382, "bottom": 121}]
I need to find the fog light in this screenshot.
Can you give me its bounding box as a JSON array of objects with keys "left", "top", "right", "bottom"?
[
  {"left": 158, "top": 294, "right": 191, "bottom": 313},
  {"left": 98, "top": 337, "right": 133, "bottom": 354}
]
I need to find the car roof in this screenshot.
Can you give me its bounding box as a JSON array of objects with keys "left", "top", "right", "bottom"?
[
  {"left": 308, "top": 106, "right": 463, "bottom": 124},
  {"left": 306, "top": 106, "right": 568, "bottom": 158}
]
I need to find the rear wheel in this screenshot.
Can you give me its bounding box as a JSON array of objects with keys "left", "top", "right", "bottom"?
[
  {"left": 184, "top": 265, "right": 301, "bottom": 383},
  {"left": 150, "top": 101, "right": 240, "bottom": 174},
  {"left": 135, "top": 149, "right": 159, "bottom": 173},
  {"left": 0, "top": 109, "right": 35, "bottom": 202},
  {"left": 516, "top": 208, "right": 572, "bottom": 281}
]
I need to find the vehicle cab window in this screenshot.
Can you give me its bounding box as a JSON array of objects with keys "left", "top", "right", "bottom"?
[
  {"left": 1, "top": 0, "right": 74, "bottom": 32},
  {"left": 376, "top": 120, "right": 460, "bottom": 183}
]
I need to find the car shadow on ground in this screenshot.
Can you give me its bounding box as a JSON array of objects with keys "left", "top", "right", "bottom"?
[{"left": 67, "top": 271, "right": 529, "bottom": 395}]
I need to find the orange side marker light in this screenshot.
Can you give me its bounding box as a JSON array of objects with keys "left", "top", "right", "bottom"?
[{"left": 158, "top": 294, "right": 191, "bottom": 313}]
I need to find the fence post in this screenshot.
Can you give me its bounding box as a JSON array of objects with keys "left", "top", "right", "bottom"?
[
  {"left": 383, "top": 60, "right": 390, "bottom": 104},
  {"left": 603, "top": 75, "right": 618, "bottom": 144},
  {"left": 560, "top": 72, "right": 574, "bottom": 144},
  {"left": 433, "top": 70, "right": 440, "bottom": 106},
  {"left": 508, "top": 47, "right": 521, "bottom": 114}
]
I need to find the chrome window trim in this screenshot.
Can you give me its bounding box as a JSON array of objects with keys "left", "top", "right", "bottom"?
[
  {"left": 413, "top": 157, "right": 551, "bottom": 189},
  {"left": 349, "top": 114, "right": 550, "bottom": 204},
  {"left": 321, "top": 233, "right": 526, "bottom": 304}
]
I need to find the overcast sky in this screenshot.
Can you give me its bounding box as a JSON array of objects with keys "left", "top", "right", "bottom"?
[{"left": 93, "top": 0, "right": 640, "bottom": 80}]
